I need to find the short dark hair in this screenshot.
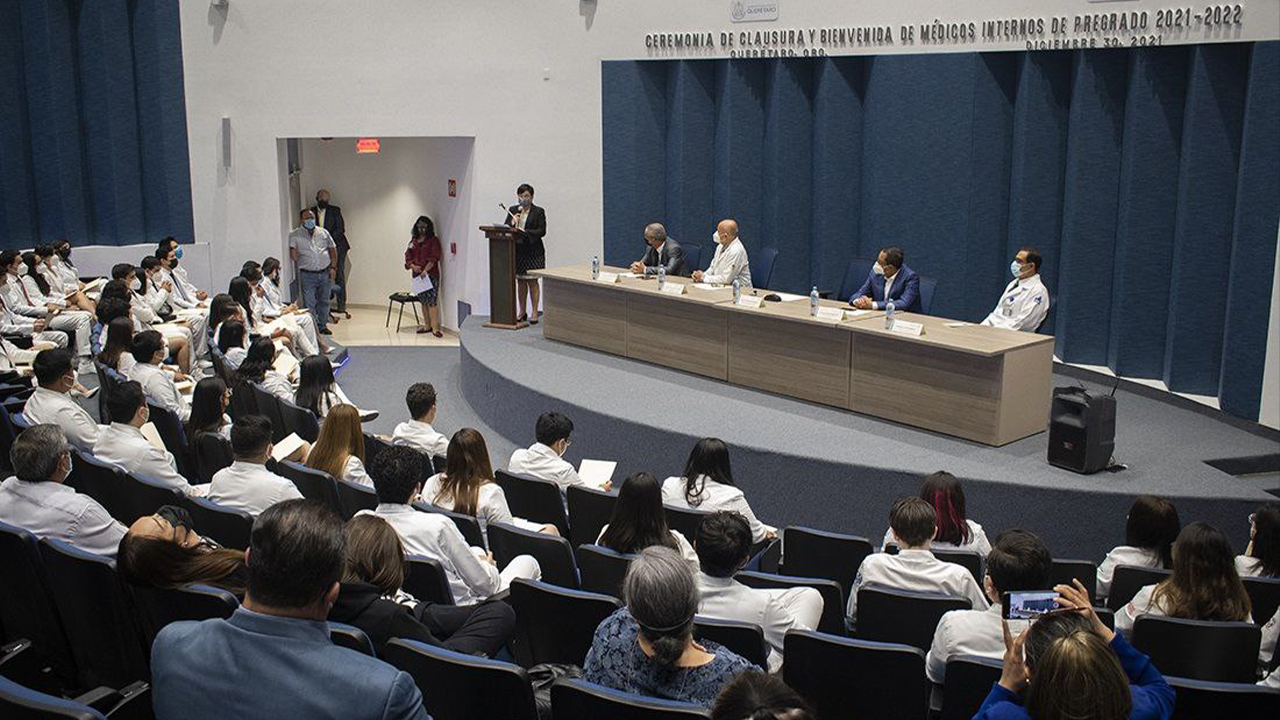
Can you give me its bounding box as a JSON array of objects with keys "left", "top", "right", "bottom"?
[
  {"left": 986, "top": 529, "right": 1052, "bottom": 593},
  {"left": 107, "top": 381, "right": 147, "bottom": 423},
  {"left": 534, "top": 411, "right": 573, "bottom": 446},
  {"left": 96, "top": 297, "right": 132, "bottom": 326},
  {"left": 247, "top": 499, "right": 346, "bottom": 609},
  {"left": 369, "top": 445, "right": 428, "bottom": 505},
  {"left": 100, "top": 279, "right": 131, "bottom": 303},
  {"left": 241, "top": 264, "right": 262, "bottom": 283},
  {"left": 0, "top": 249, "right": 21, "bottom": 268},
  {"left": 517, "top": 183, "right": 535, "bottom": 196},
  {"left": 130, "top": 330, "right": 165, "bottom": 364},
  {"left": 711, "top": 671, "right": 815, "bottom": 720},
  {"left": 881, "top": 246, "right": 904, "bottom": 269},
  {"left": 1019, "top": 246, "right": 1042, "bottom": 272},
  {"left": 154, "top": 246, "right": 173, "bottom": 261},
  {"left": 140, "top": 256, "right": 161, "bottom": 272},
  {"left": 890, "top": 496, "right": 936, "bottom": 547},
  {"left": 230, "top": 415, "right": 273, "bottom": 458},
  {"left": 33, "top": 348, "right": 74, "bottom": 387},
  {"left": 695, "top": 511, "right": 752, "bottom": 577},
  {"left": 405, "top": 383, "right": 437, "bottom": 419},
  {"left": 1125, "top": 496, "right": 1181, "bottom": 568},
  {"left": 111, "top": 263, "right": 135, "bottom": 281}
]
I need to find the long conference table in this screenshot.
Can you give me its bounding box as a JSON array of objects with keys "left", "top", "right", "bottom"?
[{"left": 531, "top": 265, "right": 1054, "bottom": 446}]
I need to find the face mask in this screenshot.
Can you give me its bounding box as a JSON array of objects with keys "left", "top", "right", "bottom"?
[
  {"left": 170, "top": 258, "right": 179, "bottom": 269},
  {"left": 519, "top": 197, "right": 532, "bottom": 208},
  {"left": 1010, "top": 261, "right": 1025, "bottom": 278},
  {"left": 316, "top": 199, "right": 329, "bottom": 209},
  {"left": 131, "top": 278, "right": 142, "bottom": 291},
  {"left": 872, "top": 262, "right": 885, "bottom": 276},
  {"left": 56, "top": 247, "right": 71, "bottom": 260},
  {"left": 174, "top": 247, "right": 184, "bottom": 260},
  {"left": 303, "top": 219, "right": 317, "bottom": 230},
  {"left": 156, "top": 504, "right": 197, "bottom": 535}
]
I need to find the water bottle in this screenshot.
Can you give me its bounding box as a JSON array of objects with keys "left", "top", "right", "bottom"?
[
  {"left": 885, "top": 299, "right": 896, "bottom": 330},
  {"left": 591, "top": 255, "right": 600, "bottom": 280},
  {"left": 810, "top": 286, "right": 820, "bottom": 317},
  {"left": 657, "top": 263, "right": 666, "bottom": 289},
  {"left": 732, "top": 278, "right": 741, "bottom": 304}
]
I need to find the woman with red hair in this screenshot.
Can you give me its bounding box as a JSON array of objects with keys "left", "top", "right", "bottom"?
[{"left": 881, "top": 471, "right": 991, "bottom": 557}]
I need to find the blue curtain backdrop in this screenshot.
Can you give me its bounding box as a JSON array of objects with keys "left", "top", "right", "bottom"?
[
  {"left": 0, "top": 0, "right": 194, "bottom": 249},
  {"left": 602, "top": 43, "right": 1280, "bottom": 421}
]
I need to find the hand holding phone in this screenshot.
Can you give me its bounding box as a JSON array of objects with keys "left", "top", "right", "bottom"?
[{"left": 1002, "top": 590, "right": 1061, "bottom": 620}]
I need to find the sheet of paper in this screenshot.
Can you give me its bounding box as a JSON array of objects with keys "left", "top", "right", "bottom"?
[
  {"left": 847, "top": 309, "right": 872, "bottom": 317},
  {"left": 579, "top": 459, "right": 617, "bottom": 489},
  {"left": 271, "top": 432, "right": 306, "bottom": 462},
  {"left": 174, "top": 379, "right": 195, "bottom": 395},
  {"left": 80, "top": 277, "right": 107, "bottom": 294},
  {"left": 261, "top": 313, "right": 299, "bottom": 335},
  {"left": 139, "top": 422, "right": 166, "bottom": 451},
  {"left": 945, "top": 322, "right": 970, "bottom": 328},
  {"left": 272, "top": 347, "right": 299, "bottom": 379},
  {"left": 770, "top": 291, "right": 807, "bottom": 302},
  {"left": 411, "top": 272, "right": 434, "bottom": 294}
]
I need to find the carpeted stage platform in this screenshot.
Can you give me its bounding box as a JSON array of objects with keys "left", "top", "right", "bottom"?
[{"left": 343, "top": 317, "right": 1279, "bottom": 562}]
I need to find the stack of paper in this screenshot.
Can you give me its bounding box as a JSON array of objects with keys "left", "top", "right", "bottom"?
[
  {"left": 174, "top": 379, "right": 196, "bottom": 395},
  {"left": 272, "top": 347, "right": 299, "bottom": 379},
  {"left": 578, "top": 459, "right": 617, "bottom": 490},
  {"left": 271, "top": 433, "right": 307, "bottom": 462},
  {"left": 139, "top": 422, "right": 166, "bottom": 451}
]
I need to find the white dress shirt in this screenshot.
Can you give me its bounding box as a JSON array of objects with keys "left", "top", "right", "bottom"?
[
  {"left": 1096, "top": 545, "right": 1163, "bottom": 599},
  {"left": 881, "top": 519, "right": 992, "bottom": 557},
  {"left": 421, "top": 474, "right": 544, "bottom": 537},
  {"left": 92, "top": 423, "right": 200, "bottom": 495},
  {"left": 847, "top": 548, "right": 989, "bottom": 622},
  {"left": 508, "top": 443, "right": 584, "bottom": 491},
  {"left": 20, "top": 275, "right": 64, "bottom": 308},
  {"left": 22, "top": 387, "right": 101, "bottom": 452},
  {"left": 260, "top": 371, "right": 294, "bottom": 402},
  {"left": 596, "top": 524, "right": 699, "bottom": 569},
  {"left": 1117, "top": 583, "right": 1254, "bottom": 642},
  {"left": 926, "top": 603, "right": 1027, "bottom": 683},
  {"left": 982, "top": 274, "right": 1049, "bottom": 332},
  {"left": 880, "top": 272, "right": 897, "bottom": 311},
  {"left": 128, "top": 362, "right": 190, "bottom": 422},
  {"left": 361, "top": 503, "right": 502, "bottom": 605},
  {"left": 207, "top": 460, "right": 303, "bottom": 517},
  {"left": 223, "top": 346, "right": 247, "bottom": 372},
  {"left": 1261, "top": 605, "right": 1279, "bottom": 676},
  {"left": 661, "top": 475, "right": 775, "bottom": 544},
  {"left": 391, "top": 420, "right": 449, "bottom": 456},
  {"left": 342, "top": 455, "right": 370, "bottom": 487},
  {"left": 702, "top": 237, "right": 752, "bottom": 288},
  {"left": 1236, "top": 555, "right": 1267, "bottom": 578},
  {"left": 696, "top": 572, "right": 821, "bottom": 673},
  {"left": 0, "top": 477, "right": 127, "bottom": 557}
]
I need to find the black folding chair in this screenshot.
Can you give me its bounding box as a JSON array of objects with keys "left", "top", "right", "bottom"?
[
  {"left": 693, "top": 616, "right": 768, "bottom": 669},
  {"left": 146, "top": 402, "right": 192, "bottom": 479},
  {"left": 413, "top": 502, "right": 486, "bottom": 549},
  {"left": 736, "top": 570, "right": 848, "bottom": 636},
  {"left": 193, "top": 431, "right": 234, "bottom": 485},
  {"left": 1131, "top": 616, "right": 1260, "bottom": 682},
  {"left": 277, "top": 395, "right": 320, "bottom": 443},
  {"left": 551, "top": 677, "right": 710, "bottom": 720},
  {"left": 249, "top": 384, "right": 287, "bottom": 442},
  {"left": 487, "top": 523, "right": 578, "bottom": 590},
  {"left": 277, "top": 460, "right": 342, "bottom": 516},
  {"left": 228, "top": 379, "right": 258, "bottom": 420},
  {"left": 508, "top": 578, "right": 620, "bottom": 667},
  {"left": 941, "top": 655, "right": 1003, "bottom": 720},
  {"left": 778, "top": 526, "right": 873, "bottom": 599},
  {"left": 567, "top": 484, "right": 618, "bottom": 549},
  {"left": 363, "top": 432, "right": 392, "bottom": 471},
  {"left": 330, "top": 622, "right": 375, "bottom": 656},
  {"left": 1107, "top": 564, "right": 1171, "bottom": 610},
  {"left": 664, "top": 504, "right": 711, "bottom": 547},
  {"left": 182, "top": 495, "right": 253, "bottom": 549},
  {"left": 404, "top": 555, "right": 454, "bottom": 606},
  {"left": 66, "top": 448, "right": 131, "bottom": 524},
  {"left": 432, "top": 454, "right": 447, "bottom": 475},
  {"left": 784, "top": 630, "right": 930, "bottom": 720},
  {"left": 1050, "top": 558, "right": 1099, "bottom": 602},
  {"left": 334, "top": 478, "right": 378, "bottom": 520},
  {"left": 0, "top": 674, "right": 150, "bottom": 720},
  {"left": 855, "top": 586, "right": 971, "bottom": 651},
  {"left": 385, "top": 639, "right": 540, "bottom": 720},
  {"left": 117, "top": 472, "right": 184, "bottom": 526},
  {"left": 931, "top": 549, "right": 983, "bottom": 584},
  {"left": 1243, "top": 576, "right": 1280, "bottom": 631},
  {"left": 495, "top": 470, "right": 570, "bottom": 537},
  {"left": 0, "top": 521, "right": 76, "bottom": 685},
  {"left": 576, "top": 544, "right": 632, "bottom": 599},
  {"left": 1166, "top": 675, "right": 1280, "bottom": 719},
  {"left": 130, "top": 583, "right": 238, "bottom": 648}
]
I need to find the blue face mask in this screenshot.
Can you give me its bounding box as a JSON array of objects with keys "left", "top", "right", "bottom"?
[
  {"left": 174, "top": 247, "right": 183, "bottom": 259},
  {"left": 1010, "top": 260, "right": 1024, "bottom": 277},
  {"left": 303, "top": 219, "right": 317, "bottom": 230}
]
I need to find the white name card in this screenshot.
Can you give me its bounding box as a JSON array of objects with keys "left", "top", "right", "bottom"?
[
  {"left": 814, "top": 306, "right": 846, "bottom": 323},
  {"left": 659, "top": 283, "right": 687, "bottom": 296},
  {"left": 594, "top": 272, "right": 620, "bottom": 284},
  {"left": 890, "top": 320, "right": 925, "bottom": 336},
  {"left": 735, "top": 295, "right": 764, "bottom": 308}
]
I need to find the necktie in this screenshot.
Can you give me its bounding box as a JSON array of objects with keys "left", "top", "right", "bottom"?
[
  {"left": 17, "top": 277, "right": 34, "bottom": 305},
  {"left": 170, "top": 270, "right": 191, "bottom": 302}
]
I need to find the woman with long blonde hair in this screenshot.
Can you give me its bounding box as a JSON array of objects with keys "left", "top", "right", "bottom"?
[
  {"left": 306, "top": 404, "right": 368, "bottom": 486},
  {"left": 422, "top": 427, "right": 557, "bottom": 538}
]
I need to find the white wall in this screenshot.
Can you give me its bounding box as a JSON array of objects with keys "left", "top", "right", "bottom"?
[
  {"left": 294, "top": 137, "right": 473, "bottom": 329},
  {"left": 1260, "top": 225, "right": 1280, "bottom": 429}
]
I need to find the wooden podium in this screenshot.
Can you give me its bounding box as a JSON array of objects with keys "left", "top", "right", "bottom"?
[{"left": 479, "top": 225, "right": 527, "bottom": 329}]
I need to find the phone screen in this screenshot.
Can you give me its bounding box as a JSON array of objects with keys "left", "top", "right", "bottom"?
[{"left": 1002, "top": 591, "right": 1060, "bottom": 620}]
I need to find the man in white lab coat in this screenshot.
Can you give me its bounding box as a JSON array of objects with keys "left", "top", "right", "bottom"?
[
  {"left": 508, "top": 411, "right": 609, "bottom": 492},
  {"left": 127, "top": 330, "right": 191, "bottom": 422},
  {"left": 982, "top": 247, "right": 1050, "bottom": 332},
  {"left": 21, "top": 349, "right": 101, "bottom": 452},
  {"left": 391, "top": 383, "right": 450, "bottom": 457},
  {"left": 94, "top": 380, "right": 203, "bottom": 496},
  {"left": 691, "top": 219, "right": 752, "bottom": 289}
]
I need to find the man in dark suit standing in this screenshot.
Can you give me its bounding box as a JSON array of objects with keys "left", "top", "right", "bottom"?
[
  {"left": 850, "top": 245, "right": 921, "bottom": 313},
  {"left": 311, "top": 189, "right": 350, "bottom": 316},
  {"left": 629, "top": 223, "right": 689, "bottom": 277}
]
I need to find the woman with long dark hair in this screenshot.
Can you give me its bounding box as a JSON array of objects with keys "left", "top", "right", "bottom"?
[
  {"left": 293, "top": 355, "right": 359, "bottom": 419},
  {"left": 1097, "top": 496, "right": 1181, "bottom": 599},
  {"left": 186, "top": 377, "right": 232, "bottom": 441},
  {"left": 1116, "top": 522, "right": 1252, "bottom": 636},
  {"left": 404, "top": 215, "right": 444, "bottom": 337},
  {"left": 218, "top": 320, "right": 249, "bottom": 371},
  {"left": 1238, "top": 502, "right": 1280, "bottom": 578},
  {"left": 661, "top": 437, "right": 776, "bottom": 543},
  {"left": 882, "top": 471, "right": 991, "bottom": 556},
  {"left": 116, "top": 509, "right": 247, "bottom": 597},
  {"left": 422, "top": 428, "right": 556, "bottom": 538},
  {"left": 598, "top": 472, "right": 697, "bottom": 566},
  {"left": 235, "top": 336, "right": 292, "bottom": 401},
  {"left": 34, "top": 245, "right": 95, "bottom": 312},
  {"left": 98, "top": 316, "right": 137, "bottom": 374}
]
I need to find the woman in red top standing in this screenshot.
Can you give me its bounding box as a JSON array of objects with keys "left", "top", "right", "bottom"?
[{"left": 405, "top": 215, "right": 443, "bottom": 337}]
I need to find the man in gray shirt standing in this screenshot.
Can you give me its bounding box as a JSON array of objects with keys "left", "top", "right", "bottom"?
[{"left": 288, "top": 209, "right": 337, "bottom": 335}]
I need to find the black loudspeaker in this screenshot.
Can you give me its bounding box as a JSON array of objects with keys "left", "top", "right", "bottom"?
[{"left": 1047, "top": 386, "right": 1116, "bottom": 474}]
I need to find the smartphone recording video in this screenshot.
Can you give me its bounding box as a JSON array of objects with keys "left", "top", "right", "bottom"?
[{"left": 1002, "top": 590, "right": 1060, "bottom": 620}]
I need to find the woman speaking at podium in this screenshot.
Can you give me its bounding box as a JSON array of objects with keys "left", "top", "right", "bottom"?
[
  {"left": 405, "top": 215, "right": 443, "bottom": 337},
  {"left": 504, "top": 183, "right": 547, "bottom": 325}
]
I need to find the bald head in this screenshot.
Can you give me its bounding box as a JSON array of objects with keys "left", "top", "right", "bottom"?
[{"left": 716, "top": 219, "right": 738, "bottom": 246}]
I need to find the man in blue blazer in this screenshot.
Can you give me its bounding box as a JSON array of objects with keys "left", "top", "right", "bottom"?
[
  {"left": 151, "top": 500, "right": 430, "bottom": 720},
  {"left": 849, "top": 246, "right": 921, "bottom": 313}
]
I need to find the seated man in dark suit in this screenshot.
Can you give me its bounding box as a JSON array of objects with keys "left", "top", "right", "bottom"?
[
  {"left": 629, "top": 223, "right": 689, "bottom": 277},
  {"left": 150, "top": 499, "right": 429, "bottom": 720},
  {"left": 849, "top": 245, "right": 921, "bottom": 313}
]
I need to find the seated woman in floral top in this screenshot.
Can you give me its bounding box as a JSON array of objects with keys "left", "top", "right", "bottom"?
[{"left": 583, "top": 545, "right": 760, "bottom": 707}]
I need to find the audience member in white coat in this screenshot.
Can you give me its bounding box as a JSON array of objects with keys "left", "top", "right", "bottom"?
[
  {"left": 93, "top": 381, "right": 203, "bottom": 496},
  {"left": 1259, "top": 605, "right": 1278, "bottom": 688},
  {"left": 362, "top": 445, "right": 540, "bottom": 605},
  {"left": 1, "top": 250, "right": 93, "bottom": 372},
  {"left": 597, "top": 472, "right": 698, "bottom": 568},
  {"left": 1097, "top": 495, "right": 1180, "bottom": 600},
  {"left": 21, "top": 349, "right": 101, "bottom": 452},
  {"left": 509, "top": 411, "right": 611, "bottom": 492},
  {"left": 127, "top": 330, "right": 190, "bottom": 422},
  {"left": 1116, "top": 522, "right": 1253, "bottom": 638},
  {"left": 1236, "top": 503, "right": 1280, "bottom": 579},
  {"left": 306, "top": 405, "right": 370, "bottom": 487},
  {"left": 927, "top": 529, "right": 1053, "bottom": 684},
  {"left": 848, "top": 497, "right": 988, "bottom": 623},
  {"left": 422, "top": 428, "right": 556, "bottom": 539},
  {"left": 663, "top": 438, "right": 776, "bottom": 544},
  {"left": 390, "top": 382, "right": 449, "bottom": 457},
  {"left": 881, "top": 471, "right": 991, "bottom": 557},
  {"left": 206, "top": 415, "right": 303, "bottom": 517},
  {"left": 694, "top": 511, "right": 823, "bottom": 673}
]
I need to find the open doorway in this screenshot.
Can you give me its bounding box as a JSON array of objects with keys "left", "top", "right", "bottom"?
[{"left": 276, "top": 136, "right": 475, "bottom": 340}]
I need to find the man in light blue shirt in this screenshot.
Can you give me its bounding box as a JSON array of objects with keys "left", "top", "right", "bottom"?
[
  {"left": 288, "top": 209, "right": 337, "bottom": 335},
  {"left": 150, "top": 499, "right": 430, "bottom": 720}
]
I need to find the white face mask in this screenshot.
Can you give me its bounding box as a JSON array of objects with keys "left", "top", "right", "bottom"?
[
  {"left": 131, "top": 278, "right": 142, "bottom": 291},
  {"left": 872, "top": 262, "right": 885, "bottom": 276}
]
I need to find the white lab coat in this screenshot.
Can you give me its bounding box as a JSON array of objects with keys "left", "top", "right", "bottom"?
[
  {"left": 93, "top": 422, "right": 202, "bottom": 495},
  {"left": 696, "top": 572, "right": 824, "bottom": 673},
  {"left": 847, "top": 548, "right": 989, "bottom": 622},
  {"left": 981, "top": 274, "right": 1049, "bottom": 332},
  {"left": 508, "top": 443, "right": 585, "bottom": 491},
  {"left": 1097, "top": 545, "right": 1163, "bottom": 599},
  {"left": 128, "top": 362, "right": 190, "bottom": 422},
  {"left": 207, "top": 460, "right": 303, "bottom": 517},
  {"left": 421, "top": 473, "right": 545, "bottom": 539},
  {"left": 661, "top": 475, "right": 775, "bottom": 544},
  {"left": 927, "top": 604, "right": 1028, "bottom": 683},
  {"left": 391, "top": 420, "right": 449, "bottom": 457},
  {"left": 702, "top": 237, "right": 752, "bottom": 288},
  {"left": 22, "top": 387, "right": 102, "bottom": 452}
]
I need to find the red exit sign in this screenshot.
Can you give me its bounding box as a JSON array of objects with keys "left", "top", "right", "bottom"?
[{"left": 355, "top": 138, "right": 380, "bottom": 154}]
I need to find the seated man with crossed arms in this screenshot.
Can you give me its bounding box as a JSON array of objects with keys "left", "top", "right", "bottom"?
[{"left": 849, "top": 245, "right": 920, "bottom": 313}]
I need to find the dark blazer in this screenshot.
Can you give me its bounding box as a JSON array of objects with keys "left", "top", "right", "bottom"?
[
  {"left": 329, "top": 582, "right": 443, "bottom": 656},
  {"left": 638, "top": 238, "right": 689, "bottom": 277},
  {"left": 504, "top": 205, "right": 546, "bottom": 247},
  {"left": 311, "top": 204, "right": 349, "bottom": 251},
  {"left": 851, "top": 264, "right": 921, "bottom": 313}
]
